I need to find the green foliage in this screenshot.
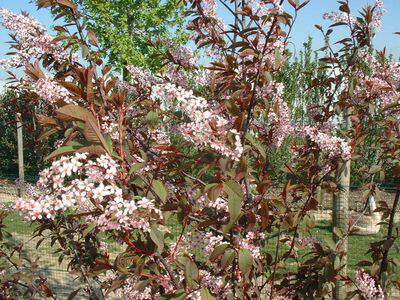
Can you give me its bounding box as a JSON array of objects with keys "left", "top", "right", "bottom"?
[
  {"left": 279, "top": 37, "right": 324, "bottom": 124},
  {"left": 73, "top": 0, "right": 188, "bottom": 71},
  {"left": 0, "top": 90, "right": 56, "bottom": 180}
]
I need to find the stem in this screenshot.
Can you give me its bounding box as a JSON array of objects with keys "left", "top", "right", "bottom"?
[
  {"left": 378, "top": 188, "right": 400, "bottom": 283},
  {"left": 118, "top": 105, "right": 127, "bottom": 187},
  {"left": 241, "top": 0, "right": 284, "bottom": 142},
  {"left": 230, "top": 230, "right": 237, "bottom": 297},
  {"left": 269, "top": 226, "right": 281, "bottom": 299},
  {"left": 64, "top": 219, "right": 104, "bottom": 300},
  {"left": 157, "top": 255, "right": 179, "bottom": 289}
]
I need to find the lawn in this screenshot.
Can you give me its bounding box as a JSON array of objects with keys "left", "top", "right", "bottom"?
[{"left": 3, "top": 212, "right": 399, "bottom": 279}]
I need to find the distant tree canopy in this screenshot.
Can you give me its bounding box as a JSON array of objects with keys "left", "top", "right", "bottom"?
[
  {"left": 70, "top": 0, "right": 188, "bottom": 71},
  {"left": 0, "top": 90, "right": 57, "bottom": 180}
]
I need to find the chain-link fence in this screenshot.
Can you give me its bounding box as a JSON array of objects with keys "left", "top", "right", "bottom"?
[{"left": 0, "top": 175, "right": 80, "bottom": 298}]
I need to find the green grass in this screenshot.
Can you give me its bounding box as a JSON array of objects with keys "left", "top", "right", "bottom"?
[
  {"left": 3, "top": 212, "right": 36, "bottom": 235},
  {"left": 314, "top": 221, "right": 399, "bottom": 277},
  {"left": 3, "top": 213, "right": 399, "bottom": 278},
  {"left": 263, "top": 220, "right": 400, "bottom": 278}
]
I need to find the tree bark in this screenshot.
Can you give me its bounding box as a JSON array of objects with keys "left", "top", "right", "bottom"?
[
  {"left": 17, "top": 113, "right": 25, "bottom": 197},
  {"left": 333, "top": 160, "right": 350, "bottom": 299},
  {"left": 333, "top": 109, "right": 351, "bottom": 299}
]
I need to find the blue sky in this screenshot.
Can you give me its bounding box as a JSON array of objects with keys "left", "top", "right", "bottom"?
[{"left": 1, "top": 0, "right": 400, "bottom": 82}]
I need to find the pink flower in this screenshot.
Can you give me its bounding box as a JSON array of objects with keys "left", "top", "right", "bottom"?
[
  {"left": 0, "top": 9, "right": 75, "bottom": 68},
  {"left": 35, "top": 77, "right": 76, "bottom": 105},
  {"left": 355, "top": 270, "right": 384, "bottom": 300}
]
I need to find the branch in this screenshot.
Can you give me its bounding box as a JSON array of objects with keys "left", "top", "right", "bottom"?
[{"left": 378, "top": 188, "right": 400, "bottom": 283}]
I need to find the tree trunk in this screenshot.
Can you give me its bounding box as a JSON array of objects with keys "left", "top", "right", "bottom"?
[
  {"left": 17, "top": 113, "right": 25, "bottom": 197},
  {"left": 333, "top": 109, "right": 351, "bottom": 299},
  {"left": 332, "top": 160, "right": 350, "bottom": 299}
]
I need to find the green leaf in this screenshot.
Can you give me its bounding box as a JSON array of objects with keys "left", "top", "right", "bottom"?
[
  {"left": 369, "top": 165, "right": 382, "bottom": 174},
  {"left": 146, "top": 111, "right": 159, "bottom": 125},
  {"left": 83, "top": 223, "right": 95, "bottom": 237},
  {"left": 264, "top": 71, "right": 273, "bottom": 83},
  {"left": 333, "top": 227, "right": 344, "bottom": 239},
  {"left": 209, "top": 243, "right": 230, "bottom": 261},
  {"left": 222, "top": 180, "right": 243, "bottom": 232},
  {"left": 152, "top": 180, "right": 168, "bottom": 202},
  {"left": 246, "top": 134, "right": 266, "bottom": 159},
  {"left": 129, "top": 162, "right": 146, "bottom": 175},
  {"left": 150, "top": 225, "right": 164, "bottom": 253},
  {"left": 200, "top": 288, "right": 216, "bottom": 300},
  {"left": 184, "top": 258, "right": 199, "bottom": 289},
  {"left": 221, "top": 249, "right": 235, "bottom": 269},
  {"left": 114, "top": 252, "right": 134, "bottom": 275},
  {"left": 45, "top": 142, "right": 83, "bottom": 161},
  {"left": 103, "top": 135, "right": 114, "bottom": 155},
  {"left": 223, "top": 180, "right": 244, "bottom": 203},
  {"left": 323, "top": 236, "right": 336, "bottom": 250},
  {"left": 238, "top": 249, "right": 253, "bottom": 275},
  {"left": 56, "top": 105, "right": 111, "bottom": 155}
]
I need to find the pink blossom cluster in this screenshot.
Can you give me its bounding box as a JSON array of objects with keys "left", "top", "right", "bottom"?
[
  {"left": 301, "top": 126, "right": 351, "bottom": 160},
  {"left": 190, "top": 191, "right": 229, "bottom": 215},
  {"left": 268, "top": 96, "right": 295, "bottom": 147},
  {"left": 268, "top": 92, "right": 351, "bottom": 160},
  {"left": 116, "top": 275, "right": 155, "bottom": 300},
  {"left": 97, "top": 196, "right": 162, "bottom": 232},
  {"left": 353, "top": 51, "right": 400, "bottom": 109},
  {"left": 160, "top": 67, "right": 212, "bottom": 90},
  {"left": 35, "top": 77, "right": 76, "bottom": 105},
  {"left": 151, "top": 83, "right": 243, "bottom": 161},
  {"left": 191, "top": 270, "right": 231, "bottom": 299},
  {"left": 126, "top": 65, "right": 160, "bottom": 92},
  {"left": 165, "top": 41, "right": 196, "bottom": 68},
  {"left": 148, "top": 128, "right": 172, "bottom": 148},
  {"left": 322, "top": 12, "right": 356, "bottom": 25},
  {"left": 248, "top": 0, "right": 283, "bottom": 17},
  {"left": 163, "top": 65, "right": 191, "bottom": 88},
  {"left": 0, "top": 9, "right": 74, "bottom": 68},
  {"left": 100, "top": 116, "right": 119, "bottom": 141},
  {"left": 192, "top": 68, "right": 212, "bottom": 87},
  {"left": 116, "top": 268, "right": 230, "bottom": 300},
  {"left": 206, "top": 196, "right": 228, "bottom": 212},
  {"left": 15, "top": 153, "right": 119, "bottom": 220},
  {"left": 284, "top": 235, "right": 320, "bottom": 251},
  {"left": 355, "top": 270, "right": 384, "bottom": 300},
  {"left": 237, "top": 232, "right": 265, "bottom": 260},
  {"left": 15, "top": 152, "right": 163, "bottom": 233},
  {"left": 15, "top": 153, "right": 89, "bottom": 220},
  {"left": 172, "top": 231, "right": 224, "bottom": 257},
  {"left": 190, "top": 0, "right": 225, "bottom": 58},
  {"left": 323, "top": 0, "right": 385, "bottom": 32},
  {"left": 201, "top": 0, "right": 218, "bottom": 19}
]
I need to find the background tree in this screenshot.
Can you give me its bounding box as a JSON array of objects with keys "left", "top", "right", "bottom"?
[
  {"left": 0, "top": 90, "right": 57, "bottom": 180},
  {"left": 68, "top": 0, "right": 188, "bottom": 72}
]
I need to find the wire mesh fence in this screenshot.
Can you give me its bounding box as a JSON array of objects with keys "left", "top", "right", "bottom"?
[
  {"left": 1, "top": 172, "right": 399, "bottom": 298},
  {"left": 0, "top": 175, "right": 81, "bottom": 298}
]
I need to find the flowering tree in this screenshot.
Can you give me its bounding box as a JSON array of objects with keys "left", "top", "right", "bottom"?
[{"left": 0, "top": 0, "right": 398, "bottom": 299}]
